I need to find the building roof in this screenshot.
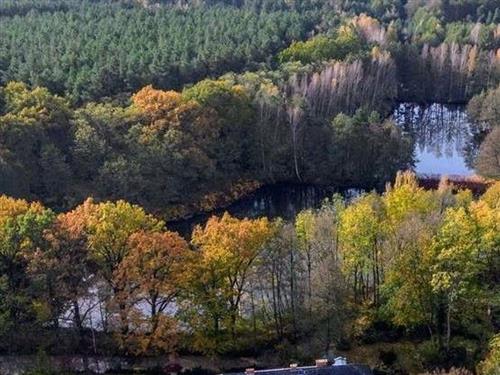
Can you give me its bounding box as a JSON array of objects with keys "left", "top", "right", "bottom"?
[{"left": 227, "top": 365, "right": 372, "bottom": 375}]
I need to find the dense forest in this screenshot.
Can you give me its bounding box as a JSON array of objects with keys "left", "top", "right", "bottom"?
[
  {"left": 0, "top": 0, "right": 499, "bottom": 103},
  {"left": 0, "top": 0, "right": 499, "bottom": 374}
]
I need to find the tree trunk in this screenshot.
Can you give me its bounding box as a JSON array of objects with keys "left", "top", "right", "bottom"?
[{"left": 446, "top": 299, "right": 451, "bottom": 351}]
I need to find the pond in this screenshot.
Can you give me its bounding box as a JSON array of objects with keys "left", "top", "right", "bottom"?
[
  {"left": 392, "top": 102, "right": 475, "bottom": 176},
  {"left": 169, "top": 103, "right": 478, "bottom": 235},
  {"left": 170, "top": 103, "right": 477, "bottom": 235}
]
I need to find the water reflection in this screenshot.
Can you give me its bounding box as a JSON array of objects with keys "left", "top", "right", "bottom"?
[
  {"left": 225, "top": 184, "right": 360, "bottom": 220},
  {"left": 393, "top": 103, "right": 476, "bottom": 176},
  {"left": 168, "top": 184, "right": 361, "bottom": 237}
]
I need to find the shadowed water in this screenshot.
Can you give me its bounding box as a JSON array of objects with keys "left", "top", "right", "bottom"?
[{"left": 168, "top": 184, "right": 361, "bottom": 237}]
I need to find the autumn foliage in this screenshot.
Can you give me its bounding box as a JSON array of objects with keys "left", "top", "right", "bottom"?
[{"left": 0, "top": 173, "right": 498, "bottom": 371}]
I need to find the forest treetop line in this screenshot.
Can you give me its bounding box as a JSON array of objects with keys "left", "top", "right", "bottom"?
[{"left": 0, "top": 0, "right": 499, "bottom": 103}]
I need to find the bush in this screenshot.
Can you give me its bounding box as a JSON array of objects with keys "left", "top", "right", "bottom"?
[
  {"left": 379, "top": 349, "right": 398, "bottom": 367},
  {"left": 419, "top": 341, "right": 446, "bottom": 369},
  {"left": 23, "top": 350, "right": 55, "bottom": 375}
]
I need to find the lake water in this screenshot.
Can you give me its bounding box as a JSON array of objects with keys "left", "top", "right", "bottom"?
[
  {"left": 392, "top": 102, "right": 475, "bottom": 176},
  {"left": 170, "top": 103, "right": 477, "bottom": 234},
  {"left": 168, "top": 184, "right": 361, "bottom": 236},
  {"left": 168, "top": 103, "right": 477, "bottom": 235}
]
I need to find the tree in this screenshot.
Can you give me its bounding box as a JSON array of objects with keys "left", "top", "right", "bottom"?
[
  {"left": 295, "top": 209, "right": 315, "bottom": 316},
  {"left": 0, "top": 196, "right": 55, "bottom": 286},
  {"left": 130, "top": 84, "right": 220, "bottom": 207},
  {"left": 430, "top": 206, "right": 487, "bottom": 350},
  {"left": 0, "top": 82, "right": 72, "bottom": 205},
  {"left": 294, "top": 199, "right": 348, "bottom": 350},
  {"left": 409, "top": 8, "right": 444, "bottom": 45},
  {"left": 27, "top": 210, "right": 95, "bottom": 345},
  {"left": 383, "top": 171, "right": 438, "bottom": 227},
  {"left": 187, "top": 213, "right": 274, "bottom": 353},
  {"left": 0, "top": 2, "right": 314, "bottom": 103},
  {"left": 476, "top": 127, "right": 500, "bottom": 179},
  {"left": 0, "top": 196, "right": 55, "bottom": 350},
  {"left": 277, "top": 26, "right": 365, "bottom": 65},
  {"left": 381, "top": 214, "right": 437, "bottom": 334},
  {"left": 132, "top": 86, "right": 184, "bottom": 121},
  {"left": 182, "top": 79, "right": 255, "bottom": 179},
  {"left": 70, "top": 199, "right": 163, "bottom": 334},
  {"left": 478, "top": 334, "right": 500, "bottom": 375},
  {"left": 380, "top": 173, "right": 441, "bottom": 334},
  {"left": 71, "top": 103, "right": 138, "bottom": 183},
  {"left": 467, "top": 85, "right": 500, "bottom": 128},
  {"left": 481, "top": 181, "right": 500, "bottom": 209},
  {"left": 252, "top": 220, "right": 297, "bottom": 343},
  {"left": 113, "top": 230, "right": 190, "bottom": 355},
  {"left": 80, "top": 199, "right": 164, "bottom": 283},
  {"left": 329, "top": 112, "right": 412, "bottom": 187},
  {"left": 339, "top": 192, "right": 383, "bottom": 304}
]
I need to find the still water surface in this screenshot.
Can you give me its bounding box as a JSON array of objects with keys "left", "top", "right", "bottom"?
[{"left": 393, "top": 102, "right": 474, "bottom": 176}]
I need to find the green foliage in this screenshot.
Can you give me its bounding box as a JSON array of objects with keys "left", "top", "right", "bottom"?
[
  {"left": 0, "top": 0, "right": 498, "bottom": 369},
  {"left": 0, "top": 197, "right": 55, "bottom": 353},
  {"left": 468, "top": 86, "right": 500, "bottom": 178},
  {"left": 0, "top": 71, "right": 413, "bottom": 213},
  {"left": 328, "top": 110, "right": 413, "bottom": 187},
  {"left": 0, "top": 1, "right": 317, "bottom": 103},
  {"left": 467, "top": 85, "right": 500, "bottom": 129},
  {"left": 278, "top": 26, "right": 366, "bottom": 64},
  {"left": 409, "top": 8, "right": 445, "bottom": 45},
  {"left": 0, "top": 82, "right": 72, "bottom": 205},
  {"left": 444, "top": 22, "right": 500, "bottom": 49},
  {"left": 476, "top": 128, "right": 500, "bottom": 181},
  {"left": 0, "top": 174, "right": 497, "bottom": 371}
]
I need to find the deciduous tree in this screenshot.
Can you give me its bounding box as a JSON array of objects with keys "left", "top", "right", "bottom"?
[
  {"left": 187, "top": 213, "right": 274, "bottom": 353},
  {"left": 113, "top": 230, "right": 190, "bottom": 355}
]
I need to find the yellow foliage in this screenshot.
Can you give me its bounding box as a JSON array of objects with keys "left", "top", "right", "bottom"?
[
  {"left": 69, "top": 198, "right": 164, "bottom": 280},
  {"left": 481, "top": 181, "right": 500, "bottom": 209},
  {"left": 339, "top": 193, "right": 382, "bottom": 277},
  {"left": 383, "top": 171, "right": 438, "bottom": 227},
  {"left": 0, "top": 195, "right": 45, "bottom": 223},
  {"left": 477, "top": 334, "right": 500, "bottom": 375},
  {"left": 192, "top": 212, "right": 273, "bottom": 265}
]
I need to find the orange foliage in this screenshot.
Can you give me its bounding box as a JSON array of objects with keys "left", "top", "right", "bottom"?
[
  {"left": 132, "top": 85, "right": 183, "bottom": 118},
  {"left": 0, "top": 195, "right": 46, "bottom": 223},
  {"left": 112, "top": 230, "right": 190, "bottom": 355},
  {"left": 117, "top": 230, "right": 189, "bottom": 300}
]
